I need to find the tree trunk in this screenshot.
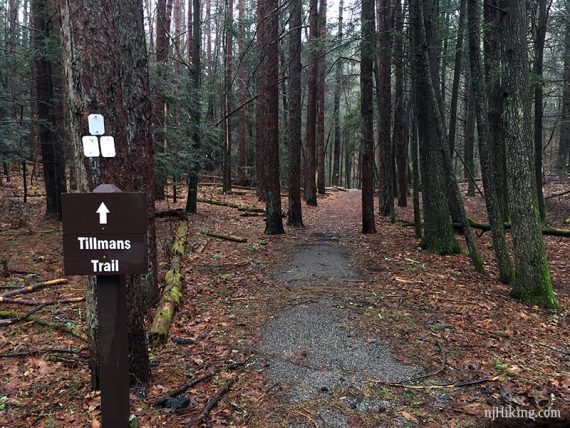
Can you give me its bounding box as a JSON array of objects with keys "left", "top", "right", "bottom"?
[
  {"left": 186, "top": 0, "right": 202, "bottom": 213},
  {"left": 331, "top": 1, "right": 343, "bottom": 187},
  {"left": 32, "top": 0, "right": 67, "bottom": 220},
  {"left": 263, "top": 0, "right": 284, "bottom": 234},
  {"left": 361, "top": 0, "right": 376, "bottom": 234},
  {"left": 116, "top": 0, "right": 157, "bottom": 384},
  {"left": 448, "top": 0, "right": 466, "bottom": 155},
  {"left": 57, "top": 0, "right": 154, "bottom": 388},
  {"left": 304, "top": 0, "right": 319, "bottom": 205},
  {"left": 223, "top": 0, "right": 234, "bottom": 192},
  {"left": 559, "top": 1, "right": 570, "bottom": 170},
  {"left": 533, "top": 0, "right": 548, "bottom": 221},
  {"left": 393, "top": 0, "right": 407, "bottom": 207},
  {"left": 377, "top": 0, "right": 394, "bottom": 219},
  {"left": 466, "top": 0, "right": 513, "bottom": 284},
  {"left": 411, "top": 0, "right": 459, "bottom": 254},
  {"left": 464, "top": 75, "right": 476, "bottom": 197},
  {"left": 502, "top": 0, "right": 557, "bottom": 308},
  {"left": 287, "top": 0, "right": 304, "bottom": 227},
  {"left": 153, "top": 0, "right": 169, "bottom": 200},
  {"left": 484, "top": 0, "right": 509, "bottom": 222},
  {"left": 255, "top": 0, "right": 266, "bottom": 201},
  {"left": 237, "top": 0, "right": 248, "bottom": 183},
  {"left": 315, "top": 0, "right": 327, "bottom": 194}
]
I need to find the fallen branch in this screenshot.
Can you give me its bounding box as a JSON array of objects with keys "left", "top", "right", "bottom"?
[
  {"left": 0, "top": 310, "right": 86, "bottom": 340},
  {"left": 544, "top": 189, "right": 570, "bottom": 199},
  {"left": 154, "top": 370, "right": 219, "bottom": 406},
  {"left": 188, "top": 378, "right": 236, "bottom": 427},
  {"left": 200, "top": 230, "right": 248, "bottom": 243},
  {"left": 0, "top": 296, "right": 85, "bottom": 306},
  {"left": 399, "top": 218, "right": 570, "bottom": 237},
  {"left": 400, "top": 340, "right": 446, "bottom": 383},
  {"left": 0, "top": 278, "right": 68, "bottom": 301},
  {"left": 372, "top": 376, "right": 499, "bottom": 389},
  {"left": 149, "top": 221, "right": 189, "bottom": 347},
  {"left": 154, "top": 357, "right": 251, "bottom": 407},
  {"left": 11, "top": 303, "right": 47, "bottom": 323},
  {"left": 0, "top": 348, "right": 86, "bottom": 359}
]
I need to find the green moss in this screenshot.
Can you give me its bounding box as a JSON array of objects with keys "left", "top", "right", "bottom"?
[
  {"left": 510, "top": 264, "right": 558, "bottom": 309},
  {"left": 420, "top": 234, "right": 462, "bottom": 255}
]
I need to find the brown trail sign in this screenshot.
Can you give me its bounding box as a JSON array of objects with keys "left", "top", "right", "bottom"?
[
  {"left": 62, "top": 186, "right": 147, "bottom": 275},
  {"left": 62, "top": 182, "right": 148, "bottom": 427}
]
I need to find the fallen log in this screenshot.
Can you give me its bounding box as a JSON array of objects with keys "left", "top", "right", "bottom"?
[
  {"left": 0, "top": 310, "right": 86, "bottom": 340},
  {"left": 149, "top": 221, "right": 189, "bottom": 347},
  {"left": 155, "top": 209, "right": 187, "bottom": 219},
  {"left": 399, "top": 219, "right": 570, "bottom": 237},
  {"left": 0, "top": 278, "right": 68, "bottom": 301},
  {"left": 200, "top": 230, "right": 248, "bottom": 243},
  {"left": 197, "top": 197, "right": 264, "bottom": 213}
]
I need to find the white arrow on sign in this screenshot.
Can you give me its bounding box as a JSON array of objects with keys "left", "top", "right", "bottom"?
[{"left": 96, "top": 202, "right": 110, "bottom": 224}]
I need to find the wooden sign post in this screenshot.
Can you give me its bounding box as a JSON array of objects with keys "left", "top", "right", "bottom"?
[{"left": 62, "top": 183, "right": 147, "bottom": 427}]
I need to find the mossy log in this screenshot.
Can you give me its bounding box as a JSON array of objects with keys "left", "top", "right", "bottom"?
[
  {"left": 458, "top": 219, "right": 570, "bottom": 237},
  {"left": 0, "top": 310, "right": 86, "bottom": 340},
  {"left": 399, "top": 219, "right": 570, "bottom": 237},
  {"left": 149, "top": 221, "right": 189, "bottom": 347},
  {"left": 199, "top": 230, "right": 248, "bottom": 243},
  {"left": 197, "top": 197, "right": 264, "bottom": 213}
]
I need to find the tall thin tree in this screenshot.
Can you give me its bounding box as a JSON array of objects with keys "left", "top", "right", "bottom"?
[
  {"left": 287, "top": 0, "right": 304, "bottom": 227},
  {"left": 361, "top": 0, "right": 376, "bottom": 234}
]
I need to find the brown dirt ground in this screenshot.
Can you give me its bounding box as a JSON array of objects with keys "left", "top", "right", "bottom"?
[{"left": 0, "top": 171, "right": 568, "bottom": 427}]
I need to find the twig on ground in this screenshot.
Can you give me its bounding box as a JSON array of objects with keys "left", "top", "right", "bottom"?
[
  {"left": 187, "top": 377, "right": 236, "bottom": 427},
  {"left": 401, "top": 339, "right": 447, "bottom": 383},
  {"left": 372, "top": 376, "right": 499, "bottom": 389},
  {"left": 11, "top": 303, "right": 48, "bottom": 323},
  {"left": 0, "top": 348, "right": 86, "bottom": 359},
  {"left": 154, "top": 356, "right": 252, "bottom": 406}
]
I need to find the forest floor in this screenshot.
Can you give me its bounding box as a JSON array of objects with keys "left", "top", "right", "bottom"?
[{"left": 0, "top": 172, "right": 569, "bottom": 428}]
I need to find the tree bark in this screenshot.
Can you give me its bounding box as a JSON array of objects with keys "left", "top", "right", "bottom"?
[
  {"left": 361, "top": 0, "right": 376, "bottom": 234},
  {"left": 464, "top": 74, "right": 476, "bottom": 197},
  {"left": 316, "top": 0, "right": 327, "bottom": 194},
  {"left": 57, "top": 0, "right": 154, "bottom": 388},
  {"left": 448, "top": 0, "right": 466, "bottom": 155},
  {"left": 237, "top": 0, "right": 248, "bottom": 184},
  {"left": 186, "top": 0, "right": 202, "bottom": 213},
  {"left": 502, "top": 0, "right": 557, "bottom": 308},
  {"left": 287, "top": 0, "right": 304, "bottom": 227},
  {"left": 255, "top": 0, "right": 266, "bottom": 201},
  {"left": 411, "top": 0, "right": 459, "bottom": 254},
  {"left": 533, "top": 0, "right": 548, "bottom": 221},
  {"left": 304, "top": 0, "right": 319, "bottom": 205},
  {"left": 223, "top": 0, "right": 234, "bottom": 192},
  {"left": 377, "top": 0, "right": 394, "bottom": 219},
  {"left": 263, "top": 0, "right": 284, "bottom": 234},
  {"left": 466, "top": 0, "right": 513, "bottom": 284},
  {"left": 331, "top": 1, "right": 344, "bottom": 187},
  {"left": 484, "top": 0, "right": 509, "bottom": 222},
  {"left": 32, "top": 0, "right": 67, "bottom": 220},
  {"left": 559, "top": 1, "right": 570, "bottom": 170},
  {"left": 393, "top": 0, "right": 408, "bottom": 207},
  {"left": 153, "top": 0, "right": 169, "bottom": 200}
]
